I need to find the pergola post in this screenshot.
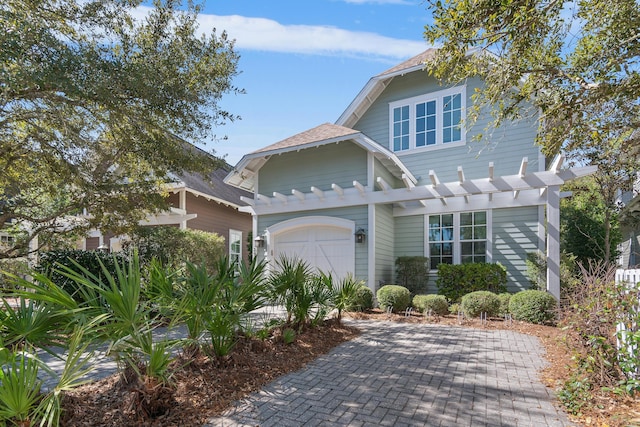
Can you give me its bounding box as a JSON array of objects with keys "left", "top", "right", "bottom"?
[{"left": 546, "top": 185, "right": 561, "bottom": 301}]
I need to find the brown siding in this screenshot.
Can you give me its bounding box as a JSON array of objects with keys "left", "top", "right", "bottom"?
[
  {"left": 85, "top": 237, "right": 100, "bottom": 251},
  {"left": 184, "top": 193, "right": 252, "bottom": 262}
]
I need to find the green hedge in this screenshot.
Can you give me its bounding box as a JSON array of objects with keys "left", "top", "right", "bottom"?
[
  {"left": 509, "top": 290, "right": 557, "bottom": 324},
  {"left": 497, "top": 293, "right": 512, "bottom": 316},
  {"left": 412, "top": 294, "right": 449, "bottom": 316},
  {"left": 460, "top": 291, "right": 501, "bottom": 318},
  {"left": 124, "top": 226, "right": 225, "bottom": 272},
  {"left": 376, "top": 285, "right": 411, "bottom": 313},
  {"left": 36, "top": 249, "right": 129, "bottom": 302},
  {"left": 346, "top": 285, "right": 374, "bottom": 312},
  {"left": 436, "top": 263, "right": 507, "bottom": 302}
]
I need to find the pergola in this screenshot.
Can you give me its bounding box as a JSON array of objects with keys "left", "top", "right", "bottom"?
[{"left": 237, "top": 153, "right": 596, "bottom": 300}]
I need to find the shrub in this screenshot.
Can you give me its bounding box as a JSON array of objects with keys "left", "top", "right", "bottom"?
[
  {"left": 449, "top": 302, "right": 461, "bottom": 314},
  {"left": 345, "top": 285, "right": 374, "bottom": 312},
  {"left": 436, "top": 263, "right": 507, "bottom": 302},
  {"left": 412, "top": 294, "right": 449, "bottom": 316},
  {"left": 497, "top": 293, "right": 512, "bottom": 316},
  {"left": 460, "top": 291, "right": 500, "bottom": 318},
  {"left": 526, "top": 251, "right": 580, "bottom": 301},
  {"left": 124, "top": 226, "right": 225, "bottom": 272},
  {"left": 395, "top": 256, "right": 429, "bottom": 295},
  {"left": 509, "top": 290, "right": 557, "bottom": 324},
  {"left": 35, "top": 249, "right": 128, "bottom": 303},
  {"left": 376, "top": 285, "right": 411, "bottom": 313}
]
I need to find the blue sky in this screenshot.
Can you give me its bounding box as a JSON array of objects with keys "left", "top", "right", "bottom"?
[{"left": 187, "top": 0, "right": 434, "bottom": 165}]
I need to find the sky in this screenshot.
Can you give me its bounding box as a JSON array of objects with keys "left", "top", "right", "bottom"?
[{"left": 184, "top": 0, "right": 435, "bottom": 165}]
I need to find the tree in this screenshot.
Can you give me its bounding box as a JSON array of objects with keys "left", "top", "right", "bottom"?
[
  {"left": 561, "top": 175, "right": 623, "bottom": 264},
  {"left": 0, "top": 0, "right": 241, "bottom": 258},
  {"left": 423, "top": 0, "right": 640, "bottom": 157}
]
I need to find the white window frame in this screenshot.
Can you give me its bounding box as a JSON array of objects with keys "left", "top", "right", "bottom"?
[
  {"left": 389, "top": 86, "right": 466, "bottom": 154},
  {"left": 424, "top": 210, "right": 492, "bottom": 271},
  {"left": 229, "top": 229, "right": 242, "bottom": 266}
]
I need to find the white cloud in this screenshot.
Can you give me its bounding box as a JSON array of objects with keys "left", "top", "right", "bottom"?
[
  {"left": 203, "top": 15, "right": 427, "bottom": 59},
  {"left": 133, "top": 7, "right": 428, "bottom": 60}
]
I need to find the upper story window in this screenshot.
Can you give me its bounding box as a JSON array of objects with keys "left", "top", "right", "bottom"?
[{"left": 390, "top": 86, "right": 465, "bottom": 153}]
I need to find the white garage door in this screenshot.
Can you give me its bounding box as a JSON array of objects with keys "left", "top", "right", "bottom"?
[{"left": 273, "top": 225, "right": 354, "bottom": 279}]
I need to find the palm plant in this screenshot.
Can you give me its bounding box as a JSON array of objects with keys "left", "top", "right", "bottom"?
[
  {"left": 330, "top": 274, "right": 365, "bottom": 322},
  {"left": 0, "top": 351, "right": 42, "bottom": 427}
]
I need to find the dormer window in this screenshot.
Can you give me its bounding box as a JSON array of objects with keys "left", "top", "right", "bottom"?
[{"left": 390, "top": 86, "right": 465, "bottom": 153}]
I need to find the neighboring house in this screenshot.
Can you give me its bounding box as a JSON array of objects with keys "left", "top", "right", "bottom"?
[
  {"left": 618, "top": 174, "right": 640, "bottom": 269},
  {"left": 83, "top": 162, "right": 253, "bottom": 264},
  {"left": 225, "top": 49, "right": 594, "bottom": 299}
]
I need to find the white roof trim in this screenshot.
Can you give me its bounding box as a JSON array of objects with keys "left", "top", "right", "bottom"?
[{"left": 164, "top": 182, "right": 243, "bottom": 210}]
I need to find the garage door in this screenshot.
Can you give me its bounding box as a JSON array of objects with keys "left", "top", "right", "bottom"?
[{"left": 272, "top": 225, "right": 354, "bottom": 279}]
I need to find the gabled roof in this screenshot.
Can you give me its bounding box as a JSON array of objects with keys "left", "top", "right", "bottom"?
[
  {"left": 170, "top": 164, "right": 253, "bottom": 209},
  {"left": 224, "top": 123, "right": 417, "bottom": 192},
  {"left": 336, "top": 49, "right": 438, "bottom": 128}
]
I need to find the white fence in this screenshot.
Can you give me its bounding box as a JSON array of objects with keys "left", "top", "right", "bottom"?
[{"left": 615, "top": 269, "right": 640, "bottom": 380}]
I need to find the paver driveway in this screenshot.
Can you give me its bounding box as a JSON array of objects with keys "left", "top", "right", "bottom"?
[{"left": 207, "top": 320, "right": 574, "bottom": 427}]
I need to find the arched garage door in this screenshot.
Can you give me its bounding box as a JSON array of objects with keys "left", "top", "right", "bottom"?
[{"left": 268, "top": 217, "right": 355, "bottom": 280}]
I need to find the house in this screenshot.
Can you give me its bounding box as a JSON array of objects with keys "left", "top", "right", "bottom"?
[
  {"left": 224, "top": 49, "right": 595, "bottom": 299},
  {"left": 83, "top": 162, "right": 253, "bottom": 264}
]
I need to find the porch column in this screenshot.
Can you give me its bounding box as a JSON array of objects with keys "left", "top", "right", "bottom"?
[
  {"left": 179, "top": 189, "right": 187, "bottom": 230},
  {"left": 546, "top": 185, "right": 561, "bottom": 301}
]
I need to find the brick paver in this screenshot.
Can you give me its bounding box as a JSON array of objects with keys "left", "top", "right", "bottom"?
[{"left": 207, "top": 320, "right": 574, "bottom": 427}]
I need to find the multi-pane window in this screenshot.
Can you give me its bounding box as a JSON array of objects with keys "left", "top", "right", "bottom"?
[
  {"left": 428, "top": 214, "right": 454, "bottom": 269},
  {"left": 460, "top": 211, "right": 487, "bottom": 263},
  {"left": 442, "top": 93, "right": 462, "bottom": 144},
  {"left": 390, "top": 87, "right": 465, "bottom": 153},
  {"left": 416, "top": 100, "right": 437, "bottom": 147},
  {"left": 427, "top": 211, "right": 489, "bottom": 269},
  {"left": 229, "top": 230, "right": 242, "bottom": 267},
  {"left": 392, "top": 105, "right": 410, "bottom": 151}
]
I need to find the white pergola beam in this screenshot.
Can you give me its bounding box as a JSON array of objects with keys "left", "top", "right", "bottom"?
[
  {"left": 376, "top": 177, "right": 390, "bottom": 194},
  {"left": 273, "top": 191, "right": 288, "bottom": 204},
  {"left": 257, "top": 193, "right": 271, "bottom": 205},
  {"left": 292, "top": 189, "right": 305, "bottom": 201},
  {"left": 457, "top": 166, "right": 465, "bottom": 184},
  {"left": 240, "top": 196, "right": 255, "bottom": 206},
  {"left": 519, "top": 157, "right": 528, "bottom": 177},
  {"left": 311, "top": 186, "right": 324, "bottom": 200},
  {"left": 489, "top": 162, "right": 494, "bottom": 181},
  {"left": 402, "top": 173, "right": 415, "bottom": 189},
  {"left": 354, "top": 180, "right": 366, "bottom": 196},
  {"left": 247, "top": 165, "right": 597, "bottom": 216},
  {"left": 429, "top": 170, "right": 440, "bottom": 186},
  {"left": 332, "top": 183, "right": 344, "bottom": 197},
  {"left": 550, "top": 154, "right": 564, "bottom": 173}
]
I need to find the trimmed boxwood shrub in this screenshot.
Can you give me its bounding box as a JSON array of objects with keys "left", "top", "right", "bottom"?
[
  {"left": 436, "top": 263, "right": 507, "bottom": 302},
  {"left": 497, "top": 293, "right": 512, "bottom": 316},
  {"left": 395, "top": 256, "right": 429, "bottom": 295},
  {"left": 376, "top": 285, "right": 411, "bottom": 313},
  {"left": 460, "top": 291, "right": 500, "bottom": 318},
  {"left": 509, "top": 290, "right": 557, "bottom": 324},
  {"left": 346, "top": 285, "right": 374, "bottom": 312},
  {"left": 412, "top": 294, "right": 449, "bottom": 316}
]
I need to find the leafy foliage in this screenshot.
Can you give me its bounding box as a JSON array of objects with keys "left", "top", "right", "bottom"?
[
  {"left": 526, "top": 251, "right": 581, "bottom": 302},
  {"left": 424, "top": 0, "right": 640, "bottom": 159},
  {"left": 0, "top": 0, "right": 241, "bottom": 258},
  {"left": 436, "top": 263, "right": 507, "bottom": 302},
  {"left": 412, "top": 294, "right": 449, "bottom": 316},
  {"left": 345, "top": 285, "right": 374, "bottom": 312},
  {"left": 376, "top": 285, "right": 411, "bottom": 313},
  {"left": 395, "top": 256, "right": 429, "bottom": 295},
  {"left": 460, "top": 291, "right": 500, "bottom": 318},
  {"left": 124, "top": 226, "right": 226, "bottom": 273},
  {"left": 508, "top": 290, "right": 557, "bottom": 325},
  {"left": 35, "top": 249, "right": 128, "bottom": 304}
]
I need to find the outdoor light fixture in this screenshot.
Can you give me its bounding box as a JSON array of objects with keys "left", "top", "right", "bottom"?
[
  {"left": 255, "top": 234, "right": 266, "bottom": 248},
  {"left": 355, "top": 228, "right": 366, "bottom": 244},
  {"left": 97, "top": 244, "right": 109, "bottom": 253}
]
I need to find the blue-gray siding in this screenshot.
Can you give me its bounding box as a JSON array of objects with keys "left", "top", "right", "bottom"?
[
  {"left": 257, "top": 142, "right": 367, "bottom": 195},
  {"left": 492, "top": 206, "right": 540, "bottom": 292},
  {"left": 375, "top": 204, "right": 395, "bottom": 290}
]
